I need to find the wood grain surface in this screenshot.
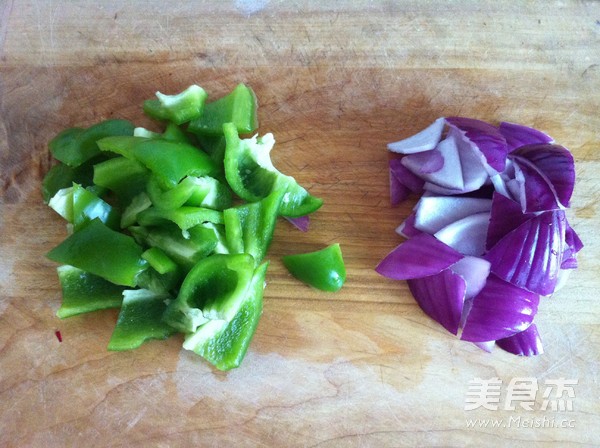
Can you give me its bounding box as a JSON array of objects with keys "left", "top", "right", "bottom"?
[{"left": 1, "top": 1, "right": 599, "bottom": 446}]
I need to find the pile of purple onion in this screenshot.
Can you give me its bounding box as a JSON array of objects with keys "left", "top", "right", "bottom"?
[{"left": 377, "top": 117, "right": 583, "bottom": 356}]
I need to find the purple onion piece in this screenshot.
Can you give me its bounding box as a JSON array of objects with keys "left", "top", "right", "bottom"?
[
  {"left": 499, "top": 122, "right": 554, "bottom": 152},
  {"left": 387, "top": 118, "right": 445, "bottom": 154},
  {"left": 450, "top": 256, "right": 491, "bottom": 300},
  {"left": 461, "top": 274, "right": 539, "bottom": 342},
  {"left": 401, "top": 149, "right": 444, "bottom": 175},
  {"left": 486, "top": 192, "right": 534, "bottom": 251},
  {"left": 284, "top": 215, "right": 310, "bottom": 232},
  {"left": 496, "top": 324, "right": 543, "bottom": 356},
  {"left": 414, "top": 196, "right": 492, "bottom": 235},
  {"left": 473, "top": 341, "right": 495, "bottom": 352},
  {"left": 395, "top": 211, "right": 421, "bottom": 238},
  {"left": 375, "top": 233, "right": 463, "bottom": 280},
  {"left": 512, "top": 158, "right": 562, "bottom": 213},
  {"left": 510, "top": 144, "right": 575, "bottom": 210},
  {"left": 407, "top": 269, "right": 466, "bottom": 335},
  {"left": 485, "top": 210, "right": 566, "bottom": 296},
  {"left": 402, "top": 136, "right": 464, "bottom": 190},
  {"left": 445, "top": 116, "right": 508, "bottom": 174},
  {"left": 389, "top": 158, "right": 425, "bottom": 193},
  {"left": 434, "top": 212, "right": 490, "bottom": 257}
]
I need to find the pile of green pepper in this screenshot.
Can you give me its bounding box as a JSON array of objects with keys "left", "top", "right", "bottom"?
[{"left": 44, "top": 83, "right": 346, "bottom": 370}]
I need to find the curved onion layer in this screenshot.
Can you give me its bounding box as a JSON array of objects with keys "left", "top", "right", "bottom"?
[
  {"left": 461, "top": 274, "right": 539, "bottom": 342},
  {"left": 389, "top": 159, "right": 424, "bottom": 206},
  {"left": 496, "top": 324, "right": 543, "bottom": 356},
  {"left": 396, "top": 211, "right": 421, "bottom": 238},
  {"left": 380, "top": 117, "right": 582, "bottom": 357},
  {"left": 509, "top": 144, "right": 575, "bottom": 213},
  {"left": 485, "top": 210, "right": 566, "bottom": 296},
  {"left": 445, "top": 116, "right": 508, "bottom": 174},
  {"left": 376, "top": 233, "right": 463, "bottom": 280},
  {"left": 408, "top": 269, "right": 466, "bottom": 335},
  {"left": 499, "top": 122, "right": 554, "bottom": 152}
]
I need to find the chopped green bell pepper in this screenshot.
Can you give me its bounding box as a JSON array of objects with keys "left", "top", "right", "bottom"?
[
  {"left": 56, "top": 265, "right": 125, "bottom": 318},
  {"left": 146, "top": 175, "right": 232, "bottom": 211},
  {"left": 50, "top": 119, "right": 134, "bottom": 167},
  {"left": 120, "top": 192, "right": 152, "bottom": 228},
  {"left": 97, "top": 136, "right": 218, "bottom": 189},
  {"left": 223, "top": 123, "right": 323, "bottom": 217},
  {"left": 143, "top": 85, "right": 207, "bottom": 125},
  {"left": 137, "top": 247, "right": 182, "bottom": 294},
  {"left": 93, "top": 156, "right": 150, "bottom": 206},
  {"left": 42, "top": 160, "right": 104, "bottom": 203},
  {"left": 282, "top": 243, "right": 346, "bottom": 292},
  {"left": 188, "top": 83, "right": 258, "bottom": 136},
  {"left": 107, "top": 289, "right": 177, "bottom": 351},
  {"left": 130, "top": 223, "right": 218, "bottom": 272},
  {"left": 137, "top": 206, "right": 223, "bottom": 230},
  {"left": 162, "top": 253, "right": 256, "bottom": 333},
  {"left": 47, "top": 218, "right": 148, "bottom": 287},
  {"left": 182, "top": 261, "right": 268, "bottom": 371},
  {"left": 223, "top": 185, "right": 284, "bottom": 264},
  {"left": 48, "top": 183, "right": 119, "bottom": 230}
]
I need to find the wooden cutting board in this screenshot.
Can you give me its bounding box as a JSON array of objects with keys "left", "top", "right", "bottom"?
[{"left": 1, "top": 1, "right": 599, "bottom": 446}]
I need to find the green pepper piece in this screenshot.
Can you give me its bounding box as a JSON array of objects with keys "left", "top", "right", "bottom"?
[
  {"left": 120, "top": 192, "right": 152, "bottom": 228},
  {"left": 93, "top": 156, "right": 150, "bottom": 206},
  {"left": 196, "top": 134, "right": 226, "bottom": 168},
  {"left": 146, "top": 175, "right": 232, "bottom": 211},
  {"left": 71, "top": 183, "right": 120, "bottom": 230},
  {"left": 48, "top": 187, "right": 74, "bottom": 222},
  {"left": 107, "top": 289, "right": 177, "bottom": 351},
  {"left": 130, "top": 223, "right": 218, "bottom": 272},
  {"left": 48, "top": 183, "right": 119, "bottom": 230},
  {"left": 47, "top": 218, "right": 148, "bottom": 287},
  {"left": 42, "top": 161, "right": 102, "bottom": 203},
  {"left": 182, "top": 261, "right": 268, "bottom": 371},
  {"left": 137, "top": 247, "right": 182, "bottom": 294},
  {"left": 56, "top": 265, "right": 125, "bottom": 318},
  {"left": 188, "top": 83, "right": 258, "bottom": 136},
  {"left": 223, "top": 185, "right": 285, "bottom": 264},
  {"left": 162, "top": 253, "right": 256, "bottom": 333},
  {"left": 137, "top": 206, "right": 223, "bottom": 231},
  {"left": 282, "top": 243, "right": 346, "bottom": 292},
  {"left": 223, "top": 123, "right": 323, "bottom": 217},
  {"left": 142, "top": 247, "right": 179, "bottom": 275},
  {"left": 97, "top": 136, "right": 218, "bottom": 189},
  {"left": 143, "top": 85, "right": 207, "bottom": 125},
  {"left": 50, "top": 119, "right": 134, "bottom": 167}
]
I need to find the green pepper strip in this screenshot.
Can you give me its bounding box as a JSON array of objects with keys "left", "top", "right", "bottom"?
[
  {"left": 97, "top": 136, "right": 218, "bottom": 189},
  {"left": 46, "top": 218, "right": 148, "bottom": 287},
  {"left": 136, "top": 247, "right": 182, "bottom": 294},
  {"left": 93, "top": 156, "right": 150, "bottom": 206},
  {"left": 146, "top": 175, "right": 232, "bottom": 211},
  {"left": 107, "top": 289, "right": 177, "bottom": 351},
  {"left": 223, "top": 186, "right": 284, "bottom": 265},
  {"left": 42, "top": 160, "right": 104, "bottom": 203},
  {"left": 143, "top": 85, "right": 207, "bottom": 125},
  {"left": 282, "top": 243, "right": 346, "bottom": 292},
  {"left": 182, "top": 261, "right": 268, "bottom": 371},
  {"left": 50, "top": 119, "right": 134, "bottom": 167},
  {"left": 130, "top": 223, "right": 218, "bottom": 272},
  {"left": 56, "top": 265, "right": 125, "bottom": 318},
  {"left": 188, "top": 83, "right": 258, "bottom": 136},
  {"left": 162, "top": 253, "right": 256, "bottom": 333},
  {"left": 137, "top": 206, "right": 224, "bottom": 230},
  {"left": 223, "top": 122, "right": 323, "bottom": 217}
]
